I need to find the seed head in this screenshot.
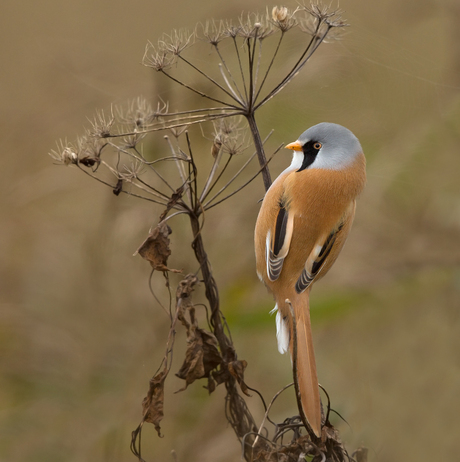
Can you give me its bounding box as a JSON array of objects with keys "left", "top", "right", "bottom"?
[
  {"left": 116, "top": 97, "right": 158, "bottom": 131},
  {"left": 159, "top": 29, "right": 194, "bottom": 56},
  {"left": 88, "top": 108, "right": 114, "bottom": 138},
  {"left": 298, "top": 4, "right": 347, "bottom": 41},
  {"left": 62, "top": 147, "right": 78, "bottom": 165},
  {"left": 201, "top": 20, "right": 227, "bottom": 46},
  {"left": 270, "top": 6, "right": 297, "bottom": 32},
  {"left": 272, "top": 6, "right": 288, "bottom": 22},
  {"left": 302, "top": 3, "right": 348, "bottom": 28},
  {"left": 211, "top": 118, "right": 247, "bottom": 156},
  {"left": 49, "top": 140, "right": 78, "bottom": 166},
  {"left": 237, "top": 13, "right": 275, "bottom": 40},
  {"left": 223, "top": 21, "right": 241, "bottom": 38},
  {"left": 142, "top": 41, "right": 175, "bottom": 71}
]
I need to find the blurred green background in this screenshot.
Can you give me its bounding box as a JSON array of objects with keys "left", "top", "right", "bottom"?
[{"left": 1, "top": 1, "right": 459, "bottom": 461}]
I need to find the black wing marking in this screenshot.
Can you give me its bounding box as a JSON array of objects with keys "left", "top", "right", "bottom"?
[
  {"left": 295, "top": 223, "right": 344, "bottom": 294},
  {"left": 267, "top": 248, "right": 285, "bottom": 281},
  {"left": 295, "top": 268, "right": 315, "bottom": 293},
  {"left": 273, "top": 201, "right": 288, "bottom": 256},
  {"left": 267, "top": 199, "right": 293, "bottom": 282}
]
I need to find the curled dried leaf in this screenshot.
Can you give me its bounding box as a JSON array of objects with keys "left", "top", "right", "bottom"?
[
  {"left": 210, "top": 139, "right": 222, "bottom": 158},
  {"left": 206, "top": 375, "right": 216, "bottom": 394},
  {"left": 176, "top": 274, "right": 198, "bottom": 302},
  {"left": 136, "top": 222, "right": 181, "bottom": 273},
  {"left": 142, "top": 367, "right": 167, "bottom": 437},
  {"left": 159, "top": 185, "right": 185, "bottom": 221},
  {"left": 175, "top": 275, "right": 222, "bottom": 392},
  {"left": 79, "top": 155, "right": 100, "bottom": 168},
  {"left": 228, "top": 359, "right": 251, "bottom": 396},
  {"left": 175, "top": 276, "right": 198, "bottom": 328},
  {"left": 113, "top": 178, "right": 123, "bottom": 196},
  {"left": 175, "top": 327, "right": 222, "bottom": 391}
]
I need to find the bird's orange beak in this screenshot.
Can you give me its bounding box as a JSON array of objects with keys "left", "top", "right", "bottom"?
[{"left": 285, "top": 141, "right": 303, "bottom": 151}]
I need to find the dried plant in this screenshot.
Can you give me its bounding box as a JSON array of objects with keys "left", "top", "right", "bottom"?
[{"left": 50, "top": 3, "right": 365, "bottom": 462}]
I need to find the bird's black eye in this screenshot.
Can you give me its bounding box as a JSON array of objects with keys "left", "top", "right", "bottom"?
[{"left": 313, "top": 142, "right": 322, "bottom": 150}]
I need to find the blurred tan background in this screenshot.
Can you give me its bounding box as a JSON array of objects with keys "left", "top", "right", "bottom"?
[{"left": 1, "top": 0, "right": 459, "bottom": 461}]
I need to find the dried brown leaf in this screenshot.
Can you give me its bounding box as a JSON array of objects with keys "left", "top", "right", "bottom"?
[
  {"left": 174, "top": 274, "right": 222, "bottom": 391},
  {"left": 137, "top": 222, "right": 181, "bottom": 273},
  {"left": 113, "top": 178, "right": 123, "bottom": 196},
  {"left": 210, "top": 139, "right": 222, "bottom": 158},
  {"left": 142, "top": 367, "right": 167, "bottom": 437},
  {"left": 79, "top": 155, "right": 99, "bottom": 168},
  {"left": 159, "top": 185, "right": 185, "bottom": 221},
  {"left": 176, "top": 274, "right": 199, "bottom": 309},
  {"left": 206, "top": 375, "right": 216, "bottom": 393},
  {"left": 176, "top": 327, "right": 222, "bottom": 391},
  {"left": 228, "top": 359, "right": 251, "bottom": 396}
]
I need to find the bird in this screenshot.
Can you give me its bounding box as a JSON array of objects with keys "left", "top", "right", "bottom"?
[{"left": 254, "top": 122, "right": 366, "bottom": 437}]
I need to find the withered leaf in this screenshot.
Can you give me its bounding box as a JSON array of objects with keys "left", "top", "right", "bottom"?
[
  {"left": 176, "top": 328, "right": 222, "bottom": 391},
  {"left": 210, "top": 139, "right": 222, "bottom": 158},
  {"left": 200, "top": 330, "right": 222, "bottom": 373},
  {"left": 159, "top": 185, "right": 185, "bottom": 222},
  {"left": 113, "top": 178, "right": 123, "bottom": 196},
  {"left": 174, "top": 275, "right": 222, "bottom": 392},
  {"left": 228, "top": 359, "right": 251, "bottom": 396},
  {"left": 176, "top": 274, "right": 198, "bottom": 306},
  {"left": 142, "top": 367, "right": 167, "bottom": 437},
  {"left": 211, "top": 367, "right": 228, "bottom": 386},
  {"left": 206, "top": 375, "right": 216, "bottom": 394},
  {"left": 79, "top": 156, "right": 99, "bottom": 168},
  {"left": 136, "top": 222, "right": 181, "bottom": 273}
]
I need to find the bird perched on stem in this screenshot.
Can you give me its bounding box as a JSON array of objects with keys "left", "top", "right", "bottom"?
[{"left": 254, "top": 122, "right": 366, "bottom": 437}]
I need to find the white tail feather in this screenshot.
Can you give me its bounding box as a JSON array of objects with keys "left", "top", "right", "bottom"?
[{"left": 274, "top": 307, "right": 289, "bottom": 354}]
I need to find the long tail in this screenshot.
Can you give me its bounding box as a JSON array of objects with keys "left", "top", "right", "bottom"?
[{"left": 288, "top": 294, "right": 322, "bottom": 437}]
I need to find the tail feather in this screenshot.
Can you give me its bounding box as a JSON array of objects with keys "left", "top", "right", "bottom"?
[
  {"left": 289, "top": 296, "right": 322, "bottom": 437},
  {"left": 274, "top": 307, "right": 290, "bottom": 354}
]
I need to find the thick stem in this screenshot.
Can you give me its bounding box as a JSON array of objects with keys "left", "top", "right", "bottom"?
[
  {"left": 246, "top": 113, "right": 272, "bottom": 192},
  {"left": 189, "top": 212, "right": 264, "bottom": 461},
  {"left": 189, "top": 213, "right": 227, "bottom": 348}
]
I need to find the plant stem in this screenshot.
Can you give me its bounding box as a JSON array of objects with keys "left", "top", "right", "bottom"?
[
  {"left": 189, "top": 212, "right": 264, "bottom": 461},
  {"left": 246, "top": 113, "right": 272, "bottom": 192},
  {"left": 189, "top": 213, "right": 226, "bottom": 346}
]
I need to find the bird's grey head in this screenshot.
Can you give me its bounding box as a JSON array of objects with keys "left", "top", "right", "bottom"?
[{"left": 287, "top": 122, "right": 363, "bottom": 171}]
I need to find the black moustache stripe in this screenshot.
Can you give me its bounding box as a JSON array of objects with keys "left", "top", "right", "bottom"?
[{"left": 297, "top": 140, "right": 320, "bottom": 172}]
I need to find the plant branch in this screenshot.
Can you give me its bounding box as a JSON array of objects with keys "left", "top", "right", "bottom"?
[
  {"left": 232, "top": 36, "right": 249, "bottom": 103},
  {"left": 245, "top": 113, "right": 272, "bottom": 191},
  {"left": 215, "top": 43, "right": 245, "bottom": 102},
  {"left": 204, "top": 143, "right": 281, "bottom": 210},
  {"left": 160, "top": 69, "right": 241, "bottom": 109},
  {"left": 255, "top": 23, "right": 331, "bottom": 110},
  {"left": 178, "top": 55, "right": 244, "bottom": 105},
  {"left": 254, "top": 31, "right": 285, "bottom": 104}
]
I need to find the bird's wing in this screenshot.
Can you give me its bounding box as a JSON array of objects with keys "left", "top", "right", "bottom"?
[
  {"left": 295, "top": 222, "right": 345, "bottom": 294},
  {"left": 266, "top": 201, "right": 294, "bottom": 281}
]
